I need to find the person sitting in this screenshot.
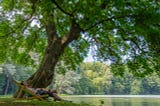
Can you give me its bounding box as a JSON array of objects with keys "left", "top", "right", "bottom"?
[
  {"left": 36, "top": 88, "right": 63, "bottom": 101},
  {"left": 48, "top": 89, "right": 63, "bottom": 101},
  {"left": 20, "top": 81, "right": 63, "bottom": 101}
]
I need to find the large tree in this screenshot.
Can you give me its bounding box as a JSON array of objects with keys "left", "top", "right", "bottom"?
[{"left": 0, "top": 0, "right": 160, "bottom": 97}]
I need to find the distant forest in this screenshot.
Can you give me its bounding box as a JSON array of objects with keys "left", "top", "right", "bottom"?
[{"left": 1, "top": 62, "right": 160, "bottom": 95}]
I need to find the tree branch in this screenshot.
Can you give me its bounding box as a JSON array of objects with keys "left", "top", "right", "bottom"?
[
  {"left": 84, "top": 15, "right": 123, "bottom": 31},
  {"left": 24, "top": 1, "right": 36, "bottom": 21},
  {"left": 45, "top": 20, "right": 58, "bottom": 44},
  {"left": 51, "top": 0, "right": 73, "bottom": 17},
  {"left": 120, "top": 28, "right": 148, "bottom": 54},
  {"left": 45, "top": 8, "right": 59, "bottom": 44},
  {"left": 61, "top": 19, "right": 82, "bottom": 46},
  {"left": 84, "top": 13, "right": 140, "bottom": 32}
]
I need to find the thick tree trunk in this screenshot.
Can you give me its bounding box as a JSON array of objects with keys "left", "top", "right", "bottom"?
[
  {"left": 13, "top": 39, "right": 64, "bottom": 98},
  {"left": 13, "top": 18, "right": 82, "bottom": 98},
  {"left": 27, "top": 39, "right": 63, "bottom": 87}
]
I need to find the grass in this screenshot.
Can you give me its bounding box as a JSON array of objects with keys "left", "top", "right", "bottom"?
[{"left": 0, "top": 96, "right": 91, "bottom": 106}]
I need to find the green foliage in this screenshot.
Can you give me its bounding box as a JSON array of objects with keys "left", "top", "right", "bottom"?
[
  {"left": 76, "top": 77, "right": 97, "bottom": 95},
  {"left": 76, "top": 62, "right": 112, "bottom": 94},
  {"left": 54, "top": 71, "right": 80, "bottom": 94},
  {"left": 53, "top": 61, "right": 160, "bottom": 95},
  {"left": 130, "top": 79, "right": 141, "bottom": 95},
  {"left": 110, "top": 64, "right": 126, "bottom": 76},
  {"left": 140, "top": 73, "right": 160, "bottom": 94},
  {"left": 127, "top": 56, "right": 154, "bottom": 77},
  {"left": 55, "top": 62, "right": 160, "bottom": 95},
  {"left": 108, "top": 71, "right": 160, "bottom": 95},
  {"left": 0, "top": 63, "right": 35, "bottom": 94},
  {"left": 1, "top": 62, "right": 160, "bottom": 95},
  {"left": 0, "top": 0, "right": 160, "bottom": 76}
]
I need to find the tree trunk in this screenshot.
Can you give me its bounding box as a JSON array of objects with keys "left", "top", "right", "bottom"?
[
  {"left": 13, "top": 18, "right": 82, "bottom": 98},
  {"left": 4, "top": 75, "right": 10, "bottom": 95},
  {"left": 13, "top": 39, "right": 64, "bottom": 98}
]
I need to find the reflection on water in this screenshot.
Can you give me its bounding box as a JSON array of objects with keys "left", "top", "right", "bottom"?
[{"left": 63, "top": 95, "right": 160, "bottom": 106}]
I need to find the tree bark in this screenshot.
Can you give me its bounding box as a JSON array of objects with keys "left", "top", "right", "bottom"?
[
  {"left": 4, "top": 75, "right": 10, "bottom": 95},
  {"left": 13, "top": 18, "right": 82, "bottom": 98}
]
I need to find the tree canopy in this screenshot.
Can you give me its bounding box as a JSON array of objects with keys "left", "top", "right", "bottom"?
[{"left": 0, "top": 0, "right": 160, "bottom": 80}]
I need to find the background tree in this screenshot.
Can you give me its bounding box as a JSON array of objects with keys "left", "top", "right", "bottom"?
[
  {"left": 0, "top": 63, "right": 34, "bottom": 95},
  {"left": 109, "top": 72, "right": 134, "bottom": 94},
  {"left": 0, "top": 0, "right": 159, "bottom": 97},
  {"left": 54, "top": 71, "right": 80, "bottom": 94},
  {"left": 80, "top": 62, "right": 112, "bottom": 94},
  {"left": 140, "top": 73, "right": 160, "bottom": 94},
  {"left": 1, "top": 62, "right": 160, "bottom": 95},
  {"left": 130, "top": 79, "right": 141, "bottom": 95}
]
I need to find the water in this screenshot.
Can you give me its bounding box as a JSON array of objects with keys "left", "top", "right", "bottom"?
[{"left": 62, "top": 95, "right": 160, "bottom": 106}]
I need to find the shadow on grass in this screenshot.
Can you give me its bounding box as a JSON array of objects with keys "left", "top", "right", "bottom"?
[{"left": 0, "top": 97, "right": 92, "bottom": 106}]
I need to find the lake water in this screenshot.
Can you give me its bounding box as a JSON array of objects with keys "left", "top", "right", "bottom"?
[{"left": 62, "top": 95, "right": 160, "bottom": 106}]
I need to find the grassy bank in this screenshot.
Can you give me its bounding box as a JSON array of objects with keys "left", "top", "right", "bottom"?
[{"left": 0, "top": 97, "right": 91, "bottom": 106}]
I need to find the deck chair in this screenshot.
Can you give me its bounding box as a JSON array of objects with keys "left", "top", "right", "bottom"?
[{"left": 13, "top": 80, "right": 49, "bottom": 101}]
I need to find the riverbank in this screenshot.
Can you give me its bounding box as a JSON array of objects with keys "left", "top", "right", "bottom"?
[
  {"left": 63, "top": 95, "right": 160, "bottom": 98},
  {"left": 62, "top": 95, "right": 160, "bottom": 106}
]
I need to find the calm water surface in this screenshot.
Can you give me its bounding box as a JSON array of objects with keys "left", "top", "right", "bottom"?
[{"left": 63, "top": 95, "right": 160, "bottom": 106}]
